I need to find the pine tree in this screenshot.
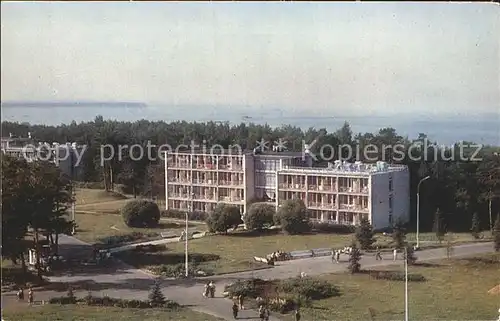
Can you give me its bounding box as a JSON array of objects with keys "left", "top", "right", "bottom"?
[
  {"left": 347, "top": 241, "right": 362, "bottom": 274},
  {"left": 148, "top": 278, "right": 166, "bottom": 307},
  {"left": 355, "top": 217, "right": 375, "bottom": 250},
  {"left": 470, "top": 212, "right": 481, "bottom": 239},
  {"left": 391, "top": 220, "right": 406, "bottom": 249},
  {"left": 433, "top": 208, "right": 445, "bottom": 243},
  {"left": 403, "top": 245, "right": 416, "bottom": 265},
  {"left": 493, "top": 214, "right": 500, "bottom": 252}
]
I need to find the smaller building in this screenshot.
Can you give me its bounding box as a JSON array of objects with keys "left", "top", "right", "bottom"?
[{"left": 1, "top": 134, "right": 85, "bottom": 180}]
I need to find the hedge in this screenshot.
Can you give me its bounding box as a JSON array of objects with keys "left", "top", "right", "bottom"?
[
  {"left": 98, "top": 232, "right": 159, "bottom": 246},
  {"left": 49, "top": 295, "right": 179, "bottom": 309},
  {"left": 311, "top": 221, "right": 356, "bottom": 234}
]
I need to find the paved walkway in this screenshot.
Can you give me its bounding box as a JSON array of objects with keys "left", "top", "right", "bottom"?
[{"left": 2, "top": 234, "right": 494, "bottom": 321}]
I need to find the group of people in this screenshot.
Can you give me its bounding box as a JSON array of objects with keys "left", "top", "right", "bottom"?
[
  {"left": 331, "top": 246, "right": 353, "bottom": 263},
  {"left": 203, "top": 281, "right": 216, "bottom": 298},
  {"left": 266, "top": 250, "right": 289, "bottom": 262},
  {"left": 231, "top": 295, "right": 270, "bottom": 320},
  {"left": 16, "top": 287, "right": 34, "bottom": 304}
]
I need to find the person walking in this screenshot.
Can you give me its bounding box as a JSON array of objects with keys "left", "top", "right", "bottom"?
[
  {"left": 331, "top": 250, "right": 336, "bottom": 263},
  {"left": 294, "top": 308, "right": 301, "bottom": 321},
  {"left": 375, "top": 247, "right": 383, "bottom": 260},
  {"left": 232, "top": 301, "right": 239, "bottom": 319},
  {"left": 238, "top": 294, "right": 245, "bottom": 310},
  {"left": 259, "top": 305, "right": 265, "bottom": 321},
  {"left": 264, "top": 307, "right": 270, "bottom": 321},
  {"left": 336, "top": 250, "right": 340, "bottom": 263},
  {"left": 393, "top": 248, "right": 398, "bottom": 261},
  {"left": 17, "top": 288, "right": 24, "bottom": 301},
  {"left": 28, "top": 287, "right": 34, "bottom": 305}
]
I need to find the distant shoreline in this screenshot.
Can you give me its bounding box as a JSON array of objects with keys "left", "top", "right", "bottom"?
[{"left": 1, "top": 101, "right": 147, "bottom": 108}]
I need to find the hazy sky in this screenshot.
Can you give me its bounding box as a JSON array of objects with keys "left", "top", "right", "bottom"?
[{"left": 1, "top": 2, "right": 499, "bottom": 116}]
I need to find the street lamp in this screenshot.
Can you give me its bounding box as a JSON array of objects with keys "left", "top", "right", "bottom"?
[
  {"left": 416, "top": 176, "right": 430, "bottom": 249},
  {"left": 404, "top": 247, "right": 408, "bottom": 321},
  {"left": 185, "top": 189, "right": 194, "bottom": 278}
]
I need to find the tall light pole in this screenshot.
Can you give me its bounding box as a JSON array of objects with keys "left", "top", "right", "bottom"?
[
  {"left": 416, "top": 176, "right": 430, "bottom": 249},
  {"left": 71, "top": 182, "right": 76, "bottom": 235},
  {"left": 404, "top": 247, "right": 409, "bottom": 321}
]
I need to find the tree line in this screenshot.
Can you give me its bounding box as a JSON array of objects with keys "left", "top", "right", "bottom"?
[{"left": 2, "top": 116, "right": 500, "bottom": 233}]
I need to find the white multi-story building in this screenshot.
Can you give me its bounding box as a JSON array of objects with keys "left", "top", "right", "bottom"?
[
  {"left": 276, "top": 161, "right": 410, "bottom": 230},
  {"left": 164, "top": 150, "right": 409, "bottom": 230}
]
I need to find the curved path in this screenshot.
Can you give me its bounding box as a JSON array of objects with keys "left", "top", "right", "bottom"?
[{"left": 2, "top": 234, "right": 494, "bottom": 321}]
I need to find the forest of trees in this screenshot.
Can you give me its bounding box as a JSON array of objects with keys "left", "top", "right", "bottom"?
[{"left": 2, "top": 116, "right": 499, "bottom": 233}]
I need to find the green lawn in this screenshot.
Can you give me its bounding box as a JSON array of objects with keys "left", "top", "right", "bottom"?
[
  {"left": 74, "top": 188, "right": 128, "bottom": 206},
  {"left": 2, "top": 304, "right": 223, "bottom": 321},
  {"left": 282, "top": 254, "right": 500, "bottom": 321},
  {"left": 73, "top": 211, "right": 205, "bottom": 244}
]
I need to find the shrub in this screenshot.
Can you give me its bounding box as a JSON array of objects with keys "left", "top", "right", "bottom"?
[
  {"left": 274, "top": 200, "right": 311, "bottom": 235},
  {"left": 121, "top": 200, "right": 160, "bottom": 228},
  {"left": 223, "top": 279, "right": 271, "bottom": 298},
  {"left": 244, "top": 203, "right": 275, "bottom": 230},
  {"left": 311, "top": 222, "right": 355, "bottom": 234},
  {"left": 161, "top": 209, "right": 207, "bottom": 221},
  {"left": 98, "top": 232, "right": 158, "bottom": 246},
  {"left": 135, "top": 244, "right": 165, "bottom": 253},
  {"left": 150, "top": 263, "right": 210, "bottom": 278},
  {"left": 392, "top": 219, "right": 407, "bottom": 249},
  {"left": 348, "top": 241, "right": 362, "bottom": 274},
  {"left": 206, "top": 203, "right": 242, "bottom": 233},
  {"left": 148, "top": 278, "right": 166, "bottom": 307},
  {"left": 404, "top": 245, "right": 417, "bottom": 265},
  {"left": 471, "top": 212, "right": 481, "bottom": 239},
  {"left": 355, "top": 217, "right": 375, "bottom": 250},
  {"left": 268, "top": 296, "right": 296, "bottom": 314},
  {"left": 278, "top": 277, "right": 339, "bottom": 300},
  {"left": 50, "top": 294, "right": 179, "bottom": 309},
  {"left": 368, "top": 270, "right": 426, "bottom": 282}
]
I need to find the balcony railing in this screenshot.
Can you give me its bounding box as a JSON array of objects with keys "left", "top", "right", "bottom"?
[
  {"left": 338, "top": 186, "right": 369, "bottom": 193},
  {"left": 308, "top": 185, "right": 336, "bottom": 192},
  {"left": 308, "top": 202, "right": 337, "bottom": 209},
  {"left": 218, "top": 165, "right": 243, "bottom": 171},
  {"left": 218, "top": 196, "right": 244, "bottom": 202},
  {"left": 218, "top": 180, "right": 244, "bottom": 186},
  {"left": 279, "top": 183, "right": 307, "bottom": 190},
  {"left": 338, "top": 204, "right": 369, "bottom": 211},
  {"left": 192, "top": 179, "right": 216, "bottom": 185}
]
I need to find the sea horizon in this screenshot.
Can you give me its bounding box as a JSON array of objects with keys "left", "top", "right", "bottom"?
[{"left": 1, "top": 103, "right": 498, "bottom": 146}]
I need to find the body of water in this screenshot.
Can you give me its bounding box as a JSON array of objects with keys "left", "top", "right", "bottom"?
[{"left": 1, "top": 105, "right": 498, "bottom": 146}]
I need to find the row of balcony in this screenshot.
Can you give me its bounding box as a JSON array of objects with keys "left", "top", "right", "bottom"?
[
  {"left": 168, "top": 193, "right": 244, "bottom": 203},
  {"left": 278, "top": 184, "right": 369, "bottom": 194},
  {"left": 168, "top": 163, "right": 243, "bottom": 171},
  {"left": 308, "top": 203, "right": 369, "bottom": 212},
  {"left": 168, "top": 178, "right": 244, "bottom": 186}
]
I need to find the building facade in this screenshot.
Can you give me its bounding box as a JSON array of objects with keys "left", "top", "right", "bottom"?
[
  {"left": 1, "top": 135, "right": 85, "bottom": 180},
  {"left": 164, "top": 151, "right": 409, "bottom": 229}
]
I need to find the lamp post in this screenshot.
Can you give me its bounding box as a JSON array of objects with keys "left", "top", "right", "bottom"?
[
  {"left": 404, "top": 246, "right": 408, "bottom": 321},
  {"left": 71, "top": 182, "right": 76, "bottom": 235},
  {"left": 185, "top": 190, "right": 193, "bottom": 277},
  {"left": 416, "top": 176, "right": 430, "bottom": 249}
]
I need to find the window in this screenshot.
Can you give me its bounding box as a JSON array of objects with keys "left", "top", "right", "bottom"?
[{"left": 389, "top": 196, "right": 393, "bottom": 211}]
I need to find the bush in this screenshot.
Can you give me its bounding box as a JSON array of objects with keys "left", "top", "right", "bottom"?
[
  {"left": 50, "top": 294, "right": 179, "bottom": 309},
  {"left": 224, "top": 279, "right": 271, "bottom": 298},
  {"left": 311, "top": 222, "right": 355, "bottom": 234},
  {"left": 278, "top": 277, "right": 339, "bottom": 300},
  {"left": 98, "top": 232, "right": 158, "bottom": 246},
  {"left": 161, "top": 209, "right": 207, "bottom": 221},
  {"left": 135, "top": 244, "right": 165, "bottom": 253},
  {"left": 121, "top": 200, "right": 160, "bottom": 228},
  {"left": 206, "top": 203, "right": 242, "bottom": 233},
  {"left": 150, "top": 263, "right": 211, "bottom": 278},
  {"left": 274, "top": 200, "right": 311, "bottom": 235},
  {"left": 368, "top": 270, "right": 426, "bottom": 282},
  {"left": 244, "top": 203, "right": 275, "bottom": 230}
]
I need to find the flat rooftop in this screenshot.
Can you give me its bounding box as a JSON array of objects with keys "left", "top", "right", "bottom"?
[{"left": 279, "top": 163, "right": 407, "bottom": 175}]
